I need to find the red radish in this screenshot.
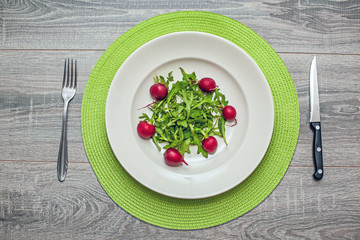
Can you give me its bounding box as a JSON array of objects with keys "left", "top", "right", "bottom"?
[
  {"left": 202, "top": 136, "right": 218, "bottom": 154},
  {"left": 137, "top": 121, "right": 156, "bottom": 138},
  {"left": 198, "top": 77, "right": 216, "bottom": 93},
  {"left": 164, "top": 148, "right": 188, "bottom": 166},
  {"left": 222, "top": 105, "right": 237, "bottom": 121},
  {"left": 138, "top": 83, "right": 168, "bottom": 110},
  {"left": 150, "top": 83, "right": 168, "bottom": 100}
]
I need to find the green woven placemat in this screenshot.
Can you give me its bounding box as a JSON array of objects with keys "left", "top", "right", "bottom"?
[{"left": 81, "top": 11, "right": 299, "bottom": 230}]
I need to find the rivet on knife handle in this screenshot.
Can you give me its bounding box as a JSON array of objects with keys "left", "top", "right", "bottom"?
[{"left": 310, "top": 122, "right": 323, "bottom": 180}]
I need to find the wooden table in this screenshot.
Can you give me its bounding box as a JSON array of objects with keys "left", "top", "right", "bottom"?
[{"left": 1, "top": 1, "right": 359, "bottom": 239}]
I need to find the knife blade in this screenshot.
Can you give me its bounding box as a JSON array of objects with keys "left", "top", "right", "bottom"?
[{"left": 310, "top": 56, "right": 323, "bottom": 180}]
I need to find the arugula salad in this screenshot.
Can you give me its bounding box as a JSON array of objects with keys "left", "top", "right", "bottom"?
[{"left": 137, "top": 68, "right": 237, "bottom": 166}]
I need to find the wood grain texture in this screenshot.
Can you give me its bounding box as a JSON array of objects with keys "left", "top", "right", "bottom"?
[
  {"left": 281, "top": 54, "right": 360, "bottom": 167},
  {"left": 0, "top": 162, "right": 359, "bottom": 240},
  {"left": 0, "top": 0, "right": 359, "bottom": 53},
  {"left": 1, "top": 52, "right": 359, "bottom": 167},
  {"left": 0, "top": 50, "right": 100, "bottom": 162}
]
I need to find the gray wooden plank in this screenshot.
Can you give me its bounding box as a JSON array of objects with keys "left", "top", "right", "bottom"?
[
  {"left": 0, "top": 161, "right": 359, "bottom": 239},
  {"left": 0, "top": 51, "right": 100, "bottom": 163},
  {"left": 1, "top": 51, "right": 359, "bottom": 167},
  {"left": 0, "top": 0, "right": 359, "bottom": 53},
  {"left": 283, "top": 54, "right": 360, "bottom": 168}
]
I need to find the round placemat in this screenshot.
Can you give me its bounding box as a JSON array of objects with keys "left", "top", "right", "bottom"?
[{"left": 81, "top": 11, "right": 299, "bottom": 230}]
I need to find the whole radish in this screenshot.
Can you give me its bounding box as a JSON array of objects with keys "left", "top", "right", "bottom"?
[
  {"left": 137, "top": 121, "right": 156, "bottom": 138},
  {"left": 164, "top": 148, "right": 188, "bottom": 166},
  {"left": 202, "top": 136, "right": 218, "bottom": 154},
  {"left": 150, "top": 83, "right": 168, "bottom": 100},
  {"left": 198, "top": 77, "right": 216, "bottom": 93},
  {"left": 138, "top": 83, "right": 168, "bottom": 110},
  {"left": 222, "top": 105, "right": 237, "bottom": 121}
]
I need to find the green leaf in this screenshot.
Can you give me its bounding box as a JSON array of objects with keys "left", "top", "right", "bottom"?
[
  {"left": 139, "top": 113, "right": 150, "bottom": 121},
  {"left": 218, "top": 117, "right": 227, "bottom": 145},
  {"left": 178, "top": 138, "right": 191, "bottom": 155},
  {"left": 190, "top": 109, "right": 202, "bottom": 118},
  {"left": 192, "top": 133, "right": 208, "bottom": 158},
  {"left": 155, "top": 128, "right": 169, "bottom": 142},
  {"left": 153, "top": 75, "right": 160, "bottom": 84},
  {"left": 167, "top": 71, "right": 174, "bottom": 82},
  {"left": 179, "top": 89, "right": 193, "bottom": 120},
  {"left": 177, "top": 120, "right": 188, "bottom": 128},
  {"left": 183, "top": 128, "right": 191, "bottom": 139},
  {"left": 166, "top": 81, "right": 187, "bottom": 112},
  {"left": 180, "top": 67, "right": 197, "bottom": 81},
  {"left": 164, "top": 138, "right": 182, "bottom": 149},
  {"left": 176, "top": 105, "right": 185, "bottom": 113},
  {"left": 159, "top": 75, "right": 166, "bottom": 84},
  {"left": 152, "top": 136, "right": 161, "bottom": 151}
]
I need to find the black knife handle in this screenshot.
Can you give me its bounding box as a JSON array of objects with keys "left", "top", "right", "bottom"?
[{"left": 310, "top": 122, "right": 323, "bottom": 180}]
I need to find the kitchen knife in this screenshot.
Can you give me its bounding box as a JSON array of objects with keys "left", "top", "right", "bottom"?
[{"left": 310, "top": 56, "right": 323, "bottom": 180}]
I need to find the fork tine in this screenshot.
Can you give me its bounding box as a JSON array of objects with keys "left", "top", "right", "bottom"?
[
  {"left": 74, "top": 60, "right": 77, "bottom": 89},
  {"left": 66, "top": 58, "right": 70, "bottom": 87},
  {"left": 70, "top": 59, "right": 74, "bottom": 88},
  {"left": 63, "top": 59, "right": 67, "bottom": 88}
]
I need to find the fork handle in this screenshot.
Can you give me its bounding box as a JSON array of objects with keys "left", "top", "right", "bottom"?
[{"left": 57, "top": 100, "right": 69, "bottom": 182}]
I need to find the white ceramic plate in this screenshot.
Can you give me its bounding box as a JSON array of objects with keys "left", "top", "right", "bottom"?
[{"left": 105, "top": 32, "right": 274, "bottom": 199}]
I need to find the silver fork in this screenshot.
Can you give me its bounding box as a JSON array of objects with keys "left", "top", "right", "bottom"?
[{"left": 57, "top": 59, "right": 77, "bottom": 182}]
